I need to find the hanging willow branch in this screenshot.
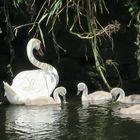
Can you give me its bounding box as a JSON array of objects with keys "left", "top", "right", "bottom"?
[
  {"left": 84, "top": 0, "right": 111, "bottom": 90},
  {"left": 3, "top": 0, "right": 15, "bottom": 72},
  {"left": 88, "top": 20, "right": 111, "bottom": 90},
  {"left": 66, "top": 0, "right": 120, "bottom": 89},
  {"left": 135, "top": 11, "right": 140, "bottom": 76},
  {"left": 11, "top": 0, "right": 121, "bottom": 89}
]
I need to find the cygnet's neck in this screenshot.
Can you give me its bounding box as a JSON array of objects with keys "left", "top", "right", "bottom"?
[
  {"left": 53, "top": 90, "right": 61, "bottom": 104},
  {"left": 117, "top": 89, "right": 125, "bottom": 101},
  {"left": 82, "top": 84, "right": 88, "bottom": 99}
]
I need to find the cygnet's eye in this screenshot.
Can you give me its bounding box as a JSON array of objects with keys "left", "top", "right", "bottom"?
[
  {"left": 60, "top": 91, "right": 65, "bottom": 96},
  {"left": 63, "top": 92, "right": 66, "bottom": 95}
]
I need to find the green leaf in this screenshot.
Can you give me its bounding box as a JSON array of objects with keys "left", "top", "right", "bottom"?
[{"left": 0, "top": 27, "right": 2, "bottom": 34}]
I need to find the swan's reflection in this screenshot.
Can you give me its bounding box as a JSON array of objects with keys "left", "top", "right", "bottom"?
[
  {"left": 78, "top": 103, "right": 111, "bottom": 140},
  {"left": 112, "top": 103, "right": 140, "bottom": 123},
  {"left": 119, "top": 113, "right": 140, "bottom": 122},
  {"left": 5, "top": 105, "right": 62, "bottom": 139},
  {"left": 81, "top": 100, "right": 112, "bottom": 108}
]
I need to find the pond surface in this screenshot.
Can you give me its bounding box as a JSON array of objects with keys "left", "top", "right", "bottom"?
[{"left": 0, "top": 96, "right": 140, "bottom": 140}]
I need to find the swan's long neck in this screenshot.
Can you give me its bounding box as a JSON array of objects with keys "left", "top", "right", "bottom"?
[
  {"left": 53, "top": 90, "right": 61, "bottom": 104},
  {"left": 117, "top": 89, "right": 125, "bottom": 101},
  {"left": 27, "top": 41, "right": 56, "bottom": 72},
  {"left": 82, "top": 84, "right": 88, "bottom": 99}
]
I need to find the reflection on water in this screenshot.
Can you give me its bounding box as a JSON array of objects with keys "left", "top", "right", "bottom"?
[
  {"left": 77, "top": 104, "right": 112, "bottom": 140},
  {"left": 5, "top": 105, "right": 67, "bottom": 140},
  {"left": 0, "top": 98, "right": 140, "bottom": 140},
  {"left": 112, "top": 103, "right": 140, "bottom": 123}
]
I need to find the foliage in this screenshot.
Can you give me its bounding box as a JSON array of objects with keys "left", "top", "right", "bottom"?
[
  {"left": 124, "top": 0, "right": 140, "bottom": 77},
  {"left": 6, "top": 64, "right": 13, "bottom": 78},
  {"left": 125, "top": 0, "right": 139, "bottom": 17},
  {"left": 13, "top": 0, "right": 32, "bottom": 6},
  {"left": 3, "top": 0, "right": 139, "bottom": 89},
  {"left": 135, "top": 12, "right": 140, "bottom": 76},
  {"left": 0, "top": 28, "right": 2, "bottom": 34}
]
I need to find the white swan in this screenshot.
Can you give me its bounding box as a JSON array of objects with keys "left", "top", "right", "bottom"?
[
  {"left": 25, "top": 86, "right": 67, "bottom": 106},
  {"left": 3, "top": 38, "right": 59, "bottom": 104},
  {"left": 111, "top": 88, "right": 140, "bottom": 104},
  {"left": 77, "top": 82, "right": 112, "bottom": 104}
]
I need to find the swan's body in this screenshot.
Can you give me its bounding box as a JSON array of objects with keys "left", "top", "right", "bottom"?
[
  {"left": 3, "top": 38, "right": 59, "bottom": 104},
  {"left": 25, "top": 87, "right": 67, "bottom": 106},
  {"left": 120, "top": 104, "right": 140, "bottom": 115},
  {"left": 77, "top": 82, "right": 112, "bottom": 104},
  {"left": 111, "top": 88, "right": 140, "bottom": 104}
]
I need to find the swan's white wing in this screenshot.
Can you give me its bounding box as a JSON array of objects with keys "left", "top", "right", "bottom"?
[
  {"left": 124, "top": 95, "right": 140, "bottom": 104},
  {"left": 3, "top": 82, "right": 16, "bottom": 96},
  {"left": 11, "top": 69, "right": 58, "bottom": 98},
  {"left": 88, "top": 91, "right": 112, "bottom": 100},
  {"left": 3, "top": 82, "right": 24, "bottom": 104}
]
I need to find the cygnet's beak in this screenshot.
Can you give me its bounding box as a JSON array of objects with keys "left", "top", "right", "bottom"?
[
  {"left": 112, "top": 92, "right": 120, "bottom": 101},
  {"left": 77, "top": 90, "right": 81, "bottom": 95},
  {"left": 112, "top": 95, "right": 117, "bottom": 102},
  {"left": 62, "top": 95, "right": 67, "bottom": 104}
]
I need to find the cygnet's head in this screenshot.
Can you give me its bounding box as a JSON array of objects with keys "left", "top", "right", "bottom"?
[
  {"left": 110, "top": 87, "right": 125, "bottom": 100},
  {"left": 77, "top": 82, "right": 87, "bottom": 95},
  {"left": 54, "top": 87, "right": 67, "bottom": 104},
  {"left": 54, "top": 87, "right": 67, "bottom": 96}
]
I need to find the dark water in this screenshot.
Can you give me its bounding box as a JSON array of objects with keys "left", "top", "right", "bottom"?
[{"left": 0, "top": 97, "right": 140, "bottom": 140}]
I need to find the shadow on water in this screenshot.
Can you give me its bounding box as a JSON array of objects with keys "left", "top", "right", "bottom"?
[{"left": 0, "top": 97, "right": 140, "bottom": 140}]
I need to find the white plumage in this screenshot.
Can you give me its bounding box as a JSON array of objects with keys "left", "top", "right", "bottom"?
[
  {"left": 3, "top": 38, "right": 59, "bottom": 105},
  {"left": 77, "top": 82, "right": 112, "bottom": 104},
  {"left": 111, "top": 88, "right": 140, "bottom": 104},
  {"left": 25, "top": 86, "right": 67, "bottom": 106}
]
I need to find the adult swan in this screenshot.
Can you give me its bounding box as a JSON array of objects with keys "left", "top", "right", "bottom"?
[{"left": 3, "top": 38, "right": 59, "bottom": 104}]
